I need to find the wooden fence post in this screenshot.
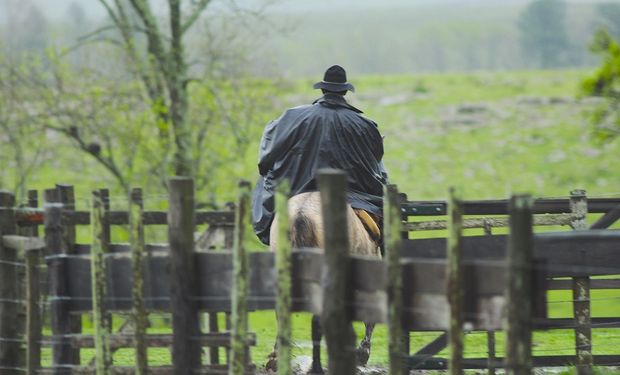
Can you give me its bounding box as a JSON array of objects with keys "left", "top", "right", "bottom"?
[
  {"left": 0, "top": 191, "right": 21, "bottom": 374},
  {"left": 91, "top": 191, "right": 111, "bottom": 374},
  {"left": 570, "top": 189, "right": 592, "bottom": 375},
  {"left": 52, "top": 185, "right": 82, "bottom": 364},
  {"left": 385, "top": 184, "right": 405, "bottom": 375},
  {"left": 25, "top": 248, "right": 41, "bottom": 375},
  {"left": 45, "top": 202, "right": 74, "bottom": 374},
  {"left": 447, "top": 187, "right": 464, "bottom": 375},
  {"left": 168, "top": 177, "right": 201, "bottom": 373},
  {"left": 505, "top": 194, "right": 533, "bottom": 375},
  {"left": 230, "top": 181, "right": 251, "bottom": 375},
  {"left": 318, "top": 169, "right": 356, "bottom": 375},
  {"left": 130, "top": 188, "right": 148, "bottom": 374},
  {"left": 275, "top": 180, "right": 292, "bottom": 375}
]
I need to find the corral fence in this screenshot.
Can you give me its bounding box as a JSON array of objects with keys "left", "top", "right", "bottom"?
[{"left": 0, "top": 171, "right": 619, "bottom": 374}]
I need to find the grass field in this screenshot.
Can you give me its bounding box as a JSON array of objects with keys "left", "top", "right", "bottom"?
[{"left": 27, "top": 69, "right": 620, "bottom": 372}]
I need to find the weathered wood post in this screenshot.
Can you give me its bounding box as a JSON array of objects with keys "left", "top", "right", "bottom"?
[
  {"left": 48, "top": 185, "right": 82, "bottom": 365},
  {"left": 318, "top": 169, "right": 356, "bottom": 375},
  {"left": 45, "top": 201, "right": 75, "bottom": 374},
  {"left": 130, "top": 188, "right": 148, "bottom": 374},
  {"left": 505, "top": 194, "right": 533, "bottom": 375},
  {"left": 275, "top": 180, "right": 292, "bottom": 375},
  {"left": 25, "top": 248, "right": 41, "bottom": 375},
  {"left": 385, "top": 184, "right": 405, "bottom": 375},
  {"left": 91, "top": 191, "right": 111, "bottom": 374},
  {"left": 168, "top": 177, "right": 201, "bottom": 373},
  {"left": 0, "top": 191, "right": 21, "bottom": 373},
  {"left": 230, "top": 181, "right": 251, "bottom": 375},
  {"left": 20, "top": 189, "right": 40, "bottom": 375},
  {"left": 570, "top": 189, "right": 592, "bottom": 375},
  {"left": 447, "top": 187, "right": 464, "bottom": 375},
  {"left": 483, "top": 221, "right": 497, "bottom": 375}
]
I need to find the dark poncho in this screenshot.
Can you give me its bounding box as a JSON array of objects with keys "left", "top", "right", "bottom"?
[{"left": 251, "top": 93, "right": 388, "bottom": 245}]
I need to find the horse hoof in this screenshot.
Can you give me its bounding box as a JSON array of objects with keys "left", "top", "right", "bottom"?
[
  {"left": 265, "top": 351, "right": 278, "bottom": 373},
  {"left": 356, "top": 344, "right": 371, "bottom": 366}
]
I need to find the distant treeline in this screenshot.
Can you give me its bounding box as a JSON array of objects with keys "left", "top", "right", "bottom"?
[
  {"left": 0, "top": 0, "right": 617, "bottom": 77},
  {"left": 251, "top": 0, "right": 620, "bottom": 76}
]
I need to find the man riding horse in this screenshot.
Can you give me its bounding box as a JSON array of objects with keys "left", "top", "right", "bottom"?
[{"left": 251, "top": 65, "right": 389, "bottom": 372}]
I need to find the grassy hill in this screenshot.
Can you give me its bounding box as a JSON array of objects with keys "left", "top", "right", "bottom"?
[{"left": 281, "top": 69, "right": 620, "bottom": 203}]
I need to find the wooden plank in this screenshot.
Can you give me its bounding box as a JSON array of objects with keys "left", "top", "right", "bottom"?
[
  {"left": 533, "top": 317, "right": 620, "bottom": 329},
  {"left": 318, "top": 169, "right": 356, "bottom": 375},
  {"left": 26, "top": 249, "right": 42, "bottom": 375},
  {"left": 547, "top": 278, "right": 620, "bottom": 290},
  {"left": 402, "top": 235, "right": 507, "bottom": 260},
  {"left": 403, "top": 232, "right": 620, "bottom": 277},
  {"left": 590, "top": 203, "right": 620, "bottom": 229},
  {"left": 349, "top": 257, "right": 387, "bottom": 323},
  {"left": 410, "top": 333, "right": 448, "bottom": 368},
  {"left": 505, "top": 194, "right": 534, "bottom": 375},
  {"left": 168, "top": 177, "right": 201, "bottom": 373},
  {"left": 401, "top": 198, "right": 620, "bottom": 216},
  {"left": 50, "top": 250, "right": 524, "bottom": 325},
  {"left": 385, "top": 184, "right": 405, "bottom": 375},
  {"left": 407, "top": 355, "right": 620, "bottom": 370},
  {"left": 447, "top": 187, "right": 464, "bottom": 375},
  {"left": 230, "top": 181, "right": 251, "bottom": 375},
  {"left": 275, "top": 180, "right": 292, "bottom": 375},
  {"left": 36, "top": 363, "right": 257, "bottom": 375},
  {"left": 2, "top": 235, "right": 45, "bottom": 251},
  {"left": 39, "top": 332, "right": 257, "bottom": 349},
  {"left": 26, "top": 210, "right": 236, "bottom": 227},
  {"left": 91, "top": 191, "right": 111, "bottom": 373},
  {"left": 130, "top": 188, "right": 148, "bottom": 374},
  {"left": 404, "top": 213, "right": 575, "bottom": 231}
]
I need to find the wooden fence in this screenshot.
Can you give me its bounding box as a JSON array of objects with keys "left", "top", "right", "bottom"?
[{"left": 0, "top": 172, "right": 619, "bottom": 374}]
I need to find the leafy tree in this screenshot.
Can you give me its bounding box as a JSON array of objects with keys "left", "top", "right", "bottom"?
[
  {"left": 0, "top": 56, "right": 51, "bottom": 199},
  {"left": 517, "top": 0, "right": 571, "bottom": 68},
  {"left": 0, "top": 0, "right": 279, "bottom": 204},
  {"left": 581, "top": 28, "right": 620, "bottom": 142},
  {"left": 88, "top": 0, "right": 211, "bottom": 178}
]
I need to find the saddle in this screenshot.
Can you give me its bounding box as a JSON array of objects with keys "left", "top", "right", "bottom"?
[{"left": 353, "top": 209, "right": 382, "bottom": 245}]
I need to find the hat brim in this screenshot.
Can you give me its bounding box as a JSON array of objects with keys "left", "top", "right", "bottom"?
[{"left": 313, "top": 81, "right": 355, "bottom": 92}]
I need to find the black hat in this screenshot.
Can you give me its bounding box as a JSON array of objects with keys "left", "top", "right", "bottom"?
[{"left": 313, "top": 65, "right": 355, "bottom": 92}]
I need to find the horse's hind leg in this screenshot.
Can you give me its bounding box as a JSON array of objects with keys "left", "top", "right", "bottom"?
[
  {"left": 265, "top": 339, "right": 278, "bottom": 372},
  {"left": 357, "top": 322, "right": 375, "bottom": 366},
  {"left": 308, "top": 315, "right": 324, "bottom": 374}
]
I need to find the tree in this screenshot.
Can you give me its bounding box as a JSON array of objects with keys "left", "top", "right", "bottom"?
[
  {"left": 581, "top": 28, "right": 620, "bottom": 142},
  {"left": 517, "top": 0, "right": 571, "bottom": 68},
  {"left": 89, "top": 0, "right": 209, "bottom": 177},
  {"left": 0, "top": 57, "right": 51, "bottom": 200}
]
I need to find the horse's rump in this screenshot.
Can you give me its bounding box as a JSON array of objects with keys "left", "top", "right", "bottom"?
[{"left": 270, "top": 192, "right": 379, "bottom": 257}]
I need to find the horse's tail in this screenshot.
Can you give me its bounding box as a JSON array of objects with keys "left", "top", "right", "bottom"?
[{"left": 290, "top": 212, "right": 320, "bottom": 248}]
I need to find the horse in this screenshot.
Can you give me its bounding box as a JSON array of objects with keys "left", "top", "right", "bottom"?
[{"left": 266, "top": 191, "right": 381, "bottom": 374}]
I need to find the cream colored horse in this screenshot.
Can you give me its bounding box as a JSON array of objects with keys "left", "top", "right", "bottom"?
[{"left": 267, "top": 192, "right": 380, "bottom": 374}]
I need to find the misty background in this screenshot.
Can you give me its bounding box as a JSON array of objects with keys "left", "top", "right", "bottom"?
[{"left": 2, "top": 0, "right": 617, "bottom": 78}]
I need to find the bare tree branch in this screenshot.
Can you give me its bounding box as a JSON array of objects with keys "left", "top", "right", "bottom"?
[{"left": 181, "top": 0, "right": 212, "bottom": 34}]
